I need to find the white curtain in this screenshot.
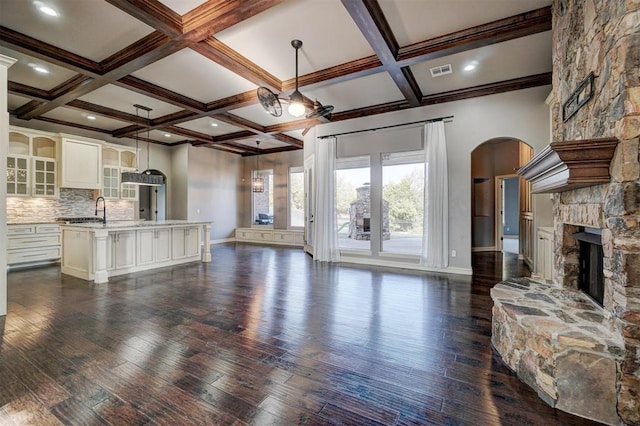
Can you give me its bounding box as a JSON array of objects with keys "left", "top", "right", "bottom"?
[
  {"left": 422, "top": 121, "right": 449, "bottom": 268},
  {"left": 313, "top": 136, "right": 341, "bottom": 262}
]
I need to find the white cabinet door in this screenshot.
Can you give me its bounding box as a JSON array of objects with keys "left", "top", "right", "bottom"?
[
  {"left": 113, "top": 231, "right": 136, "bottom": 269},
  {"left": 59, "top": 138, "right": 102, "bottom": 189},
  {"left": 32, "top": 157, "right": 56, "bottom": 197},
  {"left": 138, "top": 228, "right": 171, "bottom": 265},
  {"left": 156, "top": 228, "right": 172, "bottom": 262},
  {"left": 7, "top": 155, "right": 29, "bottom": 196},
  {"left": 172, "top": 227, "right": 200, "bottom": 259}
]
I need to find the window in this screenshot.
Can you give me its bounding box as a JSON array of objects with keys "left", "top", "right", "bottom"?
[
  {"left": 289, "top": 167, "right": 304, "bottom": 228},
  {"left": 336, "top": 156, "right": 371, "bottom": 250},
  {"left": 382, "top": 151, "right": 425, "bottom": 254},
  {"left": 252, "top": 169, "right": 274, "bottom": 225}
]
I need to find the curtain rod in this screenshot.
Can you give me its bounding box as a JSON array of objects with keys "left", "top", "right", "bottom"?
[{"left": 317, "top": 115, "right": 453, "bottom": 139}]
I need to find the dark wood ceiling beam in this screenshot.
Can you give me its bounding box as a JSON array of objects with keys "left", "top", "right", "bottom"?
[
  {"left": 206, "top": 90, "right": 257, "bottom": 114},
  {"left": 341, "top": 0, "right": 422, "bottom": 107},
  {"left": 165, "top": 126, "right": 215, "bottom": 143},
  {"left": 34, "top": 116, "right": 112, "bottom": 134},
  {"left": 264, "top": 117, "right": 326, "bottom": 134},
  {"left": 281, "top": 55, "right": 382, "bottom": 92},
  {"left": 8, "top": 81, "right": 50, "bottom": 101},
  {"left": 99, "top": 31, "right": 175, "bottom": 73},
  {"left": 214, "top": 112, "right": 265, "bottom": 133},
  {"left": 192, "top": 38, "right": 281, "bottom": 91},
  {"left": 421, "top": 72, "right": 552, "bottom": 105},
  {"left": 0, "top": 26, "right": 102, "bottom": 76},
  {"left": 49, "top": 75, "right": 94, "bottom": 98},
  {"left": 396, "top": 6, "right": 552, "bottom": 66},
  {"left": 104, "top": 0, "right": 183, "bottom": 36},
  {"left": 66, "top": 99, "right": 142, "bottom": 124},
  {"left": 213, "top": 130, "right": 256, "bottom": 142},
  {"left": 116, "top": 75, "right": 207, "bottom": 112},
  {"left": 271, "top": 133, "right": 304, "bottom": 148},
  {"left": 182, "top": 0, "right": 286, "bottom": 36},
  {"left": 112, "top": 110, "right": 200, "bottom": 137}
]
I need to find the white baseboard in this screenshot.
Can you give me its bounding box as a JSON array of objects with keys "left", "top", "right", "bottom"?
[
  {"left": 209, "top": 238, "right": 235, "bottom": 245},
  {"left": 339, "top": 255, "right": 472, "bottom": 276}
]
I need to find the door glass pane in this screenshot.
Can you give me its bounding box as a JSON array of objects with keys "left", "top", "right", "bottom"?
[
  {"left": 46, "top": 172, "right": 54, "bottom": 184},
  {"left": 7, "top": 157, "right": 15, "bottom": 168},
  {"left": 17, "top": 158, "right": 27, "bottom": 168},
  {"left": 18, "top": 170, "right": 27, "bottom": 183},
  {"left": 336, "top": 156, "right": 370, "bottom": 251},
  {"left": 46, "top": 161, "right": 55, "bottom": 172},
  {"left": 382, "top": 151, "right": 425, "bottom": 254},
  {"left": 252, "top": 169, "right": 274, "bottom": 225},
  {"left": 289, "top": 167, "right": 304, "bottom": 228}
]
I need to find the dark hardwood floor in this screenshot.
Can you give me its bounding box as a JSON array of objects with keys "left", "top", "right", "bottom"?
[{"left": 0, "top": 244, "right": 602, "bottom": 425}]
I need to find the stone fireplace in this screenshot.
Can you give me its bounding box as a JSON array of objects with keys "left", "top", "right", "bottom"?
[{"left": 492, "top": 1, "right": 639, "bottom": 425}]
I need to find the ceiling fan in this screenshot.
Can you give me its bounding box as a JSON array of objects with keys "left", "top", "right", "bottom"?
[{"left": 257, "top": 40, "right": 334, "bottom": 120}]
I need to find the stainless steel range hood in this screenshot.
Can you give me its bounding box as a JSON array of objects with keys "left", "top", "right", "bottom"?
[{"left": 120, "top": 171, "right": 164, "bottom": 186}]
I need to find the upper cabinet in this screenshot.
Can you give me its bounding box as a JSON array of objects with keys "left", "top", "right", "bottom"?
[
  {"left": 59, "top": 135, "right": 103, "bottom": 189},
  {"left": 102, "top": 145, "right": 138, "bottom": 200},
  {"left": 7, "top": 127, "right": 58, "bottom": 198}
]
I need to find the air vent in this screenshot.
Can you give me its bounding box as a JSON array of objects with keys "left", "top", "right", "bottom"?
[{"left": 430, "top": 64, "right": 452, "bottom": 77}]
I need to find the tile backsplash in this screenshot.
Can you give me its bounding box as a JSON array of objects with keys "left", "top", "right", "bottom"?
[{"left": 7, "top": 189, "right": 136, "bottom": 223}]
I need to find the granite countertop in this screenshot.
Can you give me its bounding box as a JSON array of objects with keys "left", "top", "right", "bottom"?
[
  {"left": 8, "top": 221, "right": 58, "bottom": 225},
  {"left": 59, "top": 220, "right": 211, "bottom": 229}
]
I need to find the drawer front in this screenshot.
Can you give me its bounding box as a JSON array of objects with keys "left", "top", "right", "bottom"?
[
  {"left": 294, "top": 232, "right": 305, "bottom": 244},
  {"left": 255, "top": 231, "right": 273, "bottom": 241},
  {"left": 8, "top": 247, "right": 61, "bottom": 264},
  {"left": 274, "top": 232, "right": 294, "bottom": 243},
  {"left": 8, "top": 234, "right": 61, "bottom": 250},
  {"left": 7, "top": 225, "right": 35, "bottom": 235},
  {"left": 36, "top": 224, "right": 60, "bottom": 234},
  {"left": 236, "top": 230, "right": 255, "bottom": 240}
]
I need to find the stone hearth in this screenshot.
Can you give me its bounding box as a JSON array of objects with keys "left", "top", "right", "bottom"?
[{"left": 492, "top": 277, "right": 624, "bottom": 425}]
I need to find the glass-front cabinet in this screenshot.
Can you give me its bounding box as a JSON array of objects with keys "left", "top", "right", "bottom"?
[
  {"left": 101, "top": 145, "right": 137, "bottom": 200},
  {"left": 7, "top": 128, "right": 58, "bottom": 198}
]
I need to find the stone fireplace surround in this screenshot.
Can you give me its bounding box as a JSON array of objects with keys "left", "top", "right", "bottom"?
[{"left": 491, "top": 1, "right": 639, "bottom": 424}]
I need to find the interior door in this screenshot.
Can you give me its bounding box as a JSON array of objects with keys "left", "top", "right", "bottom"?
[{"left": 304, "top": 155, "right": 314, "bottom": 255}]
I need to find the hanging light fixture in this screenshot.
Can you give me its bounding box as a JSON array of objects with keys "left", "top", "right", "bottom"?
[
  {"left": 251, "top": 141, "right": 265, "bottom": 193},
  {"left": 121, "top": 104, "right": 164, "bottom": 186}
]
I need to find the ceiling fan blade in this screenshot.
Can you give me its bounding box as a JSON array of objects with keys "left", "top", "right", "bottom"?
[
  {"left": 257, "top": 87, "right": 283, "bottom": 117},
  {"left": 306, "top": 104, "right": 334, "bottom": 119}
]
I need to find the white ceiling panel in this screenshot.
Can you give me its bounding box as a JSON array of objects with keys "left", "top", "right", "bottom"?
[
  {"left": 304, "top": 72, "right": 404, "bottom": 112},
  {"left": 174, "top": 117, "right": 244, "bottom": 136},
  {"left": 158, "top": 0, "right": 207, "bottom": 15},
  {"left": 78, "top": 84, "right": 184, "bottom": 119},
  {"left": 0, "top": 46, "right": 78, "bottom": 91},
  {"left": 0, "top": 0, "right": 154, "bottom": 61},
  {"left": 412, "top": 32, "right": 552, "bottom": 96},
  {"left": 235, "top": 138, "right": 289, "bottom": 151},
  {"left": 8, "top": 94, "right": 31, "bottom": 111},
  {"left": 380, "top": 0, "right": 552, "bottom": 47},
  {"left": 148, "top": 129, "right": 186, "bottom": 143},
  {"left": 42, "top": 106, "right": 129, "bottom": 131},
  {"left": 132, "top": 49, "right": 258, "bottom": 103},
  {"left": 216, "top": 0, "right": 374, "bottom": 80},
  {"left": 230, "top": 103, "right": 298, "bottom": 127}
]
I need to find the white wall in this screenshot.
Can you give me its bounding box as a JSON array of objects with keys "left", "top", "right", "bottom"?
[
  {"left": 169, "top": 144, "right": 189, "bottom": 220},
  {"left": 187, "top": 145, "right": 241, "bottom": 240},
  {"left": 306, "top": 86, "right": 552, "bottom": 271}
]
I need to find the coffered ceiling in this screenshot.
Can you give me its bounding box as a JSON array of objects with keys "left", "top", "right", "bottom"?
[{"left": 0, "top": 0, "right": 552, "bottom": 156}]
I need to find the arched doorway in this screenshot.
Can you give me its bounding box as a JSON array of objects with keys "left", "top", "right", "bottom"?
[
  {"left": 139, "top": 169, "right": 167, "bottom": 221},
  {"left": 471, "top": 138, "right": 534, "bottom": 265}
]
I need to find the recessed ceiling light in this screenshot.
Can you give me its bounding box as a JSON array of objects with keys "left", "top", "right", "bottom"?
[
  {"left": 87, "top": 115, "right": 96, "bottom": 120},
  {"left": 210, "top": 123, "right": 218, "bottom": 127},
  {"left": 164, "top": 133, "right": 171, "bottom": 138},
  {"left": 463, "top": 62, "right": 477, "bottom": 72},
  {"left": 34, "top": 2, "right": 59, "bottom": 17},
  {"left": 28, "top": 63, "right": 49, "bottom": 74}
]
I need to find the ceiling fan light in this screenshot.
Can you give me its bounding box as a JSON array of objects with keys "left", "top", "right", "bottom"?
[{"left": 288, "top": 101, "right": 306, "bottom": 117}]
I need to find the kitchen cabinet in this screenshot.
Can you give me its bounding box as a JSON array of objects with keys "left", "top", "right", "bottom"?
[
  {"left": 235, "top": 228, "right": 304, "bottom": 247},
  {"left": 110, "top": 231, "right": 136, "bottom": 270},
  {"left": 7, "top": 224, "right": 61, "bottom": 268},
  {"left": 102, "top": 145, "right": 137, "bottom": 200},
  {"left": 7, "top": 127, "right": 58, "bottom": 197},
  {"left": 172, "top": 226, "right": 200, "bottom": 259},
  {"left": 59, "top": 221, "right": 210, "bottom": 283},
  {"left": 137, "top": 228, "right": 171, "bottom": 265},
  {"left": 59, "top": 135, "right": 102, "bottom": 189}
]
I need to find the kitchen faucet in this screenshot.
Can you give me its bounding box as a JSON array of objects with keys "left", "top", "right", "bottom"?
[{"left": 95, "top": 196, "right": 106, "bottom": 224}]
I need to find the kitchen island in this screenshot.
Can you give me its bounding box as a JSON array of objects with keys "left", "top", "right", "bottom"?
[{"left": 60, "top": 220, "right": 212, "bottom": 283}]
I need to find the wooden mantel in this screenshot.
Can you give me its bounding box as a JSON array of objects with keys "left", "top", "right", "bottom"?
[{"left": 517, "top": 137, "right": 619, "bottom": 193}]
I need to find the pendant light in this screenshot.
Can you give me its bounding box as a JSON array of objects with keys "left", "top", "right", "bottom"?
[
  {"left": 251, "top": 141, "right": 264, "bottom": 193},
  {"left": 121, "top": 104, "right": 163, "bottom": 186}
]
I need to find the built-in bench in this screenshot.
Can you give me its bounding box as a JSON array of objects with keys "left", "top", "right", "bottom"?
[{"left": 491, "top": 277, "right": 624, "bottom": 425}]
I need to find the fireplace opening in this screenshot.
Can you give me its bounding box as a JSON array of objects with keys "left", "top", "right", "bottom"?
[{"left": 572, "top": 227, "right": 604, "bottom": 306}]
